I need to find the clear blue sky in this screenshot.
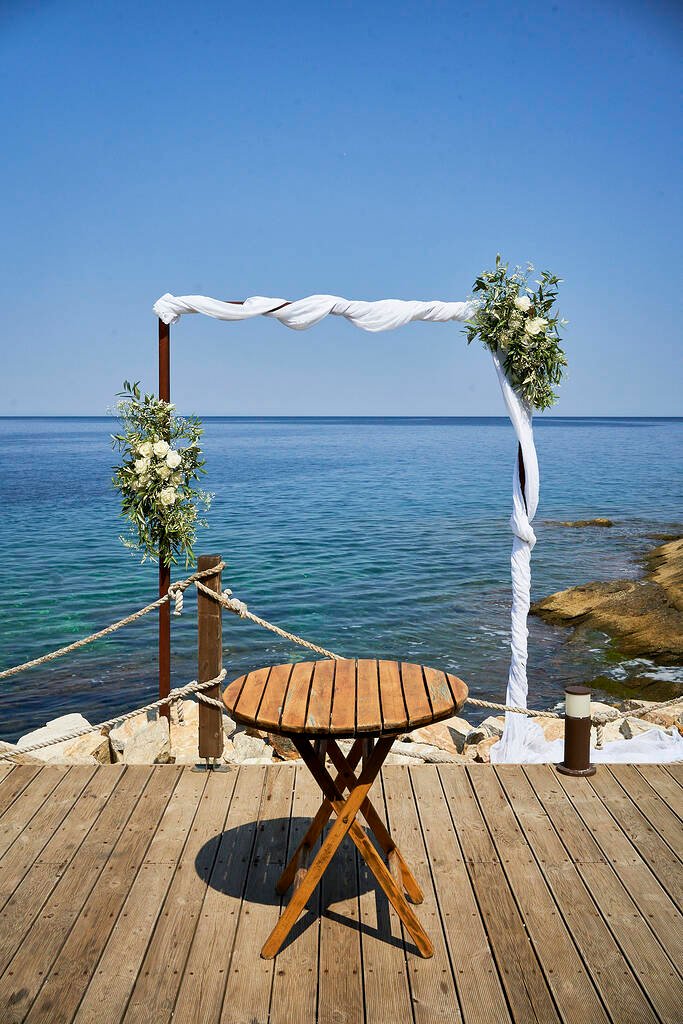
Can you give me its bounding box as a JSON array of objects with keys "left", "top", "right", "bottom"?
[{"left": 1, "top": 1, "right": 681, "bottom": 416}]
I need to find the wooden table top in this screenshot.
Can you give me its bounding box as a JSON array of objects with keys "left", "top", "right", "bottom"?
[{"left": 222, "top": 658, "right": 468, "bottom": 738}]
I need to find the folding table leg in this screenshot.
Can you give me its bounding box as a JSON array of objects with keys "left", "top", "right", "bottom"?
[
  {"left": 276, "top": 739, "right": 364, "bottom": 895},
  {"left": 261, "top": 736, "right": 433, "bottom": 960}
]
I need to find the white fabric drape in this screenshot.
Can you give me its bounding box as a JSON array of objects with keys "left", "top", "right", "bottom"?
[{"left": 153, "top": 290, "right": 682, "bottom": 764}]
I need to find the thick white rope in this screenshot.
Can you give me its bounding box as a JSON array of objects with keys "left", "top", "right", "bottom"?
[
  {"left": 0, "top": 562, "right": 225, "bottom": 681},
  {"left": 1, "top": 670, "right": 227, "bottom": 761}
]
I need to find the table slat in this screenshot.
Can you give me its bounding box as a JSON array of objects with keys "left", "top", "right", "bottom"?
[
  {"left": 423, "top": 666, "right": 455, "bottom": 720},
  {"left": 356, "top": 659, "right": 381, "bottom": 733},
  {"left": 305, "top": 660, "right": 335, "bottom": 731},
  {"left": 256, "top": 664, "right": 294, "bottom": 731},
  {"left": 330, "top": 659, "right": 356, "bottom": 734},
  {"left": 280, "top": 662, "right": 316, "bottom": 733},
  {"left": 235, "top": 666, "right": 271, "bottom": 723},
  {"left": 378, "top": 660, "right": 407, "bottom": 733}
]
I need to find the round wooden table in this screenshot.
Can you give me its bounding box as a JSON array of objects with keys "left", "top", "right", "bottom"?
[{"left": 223, "top": 658, "right": 468, "bottom": 960}]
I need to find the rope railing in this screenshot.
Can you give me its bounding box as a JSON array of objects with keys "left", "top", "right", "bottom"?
[
  {"left": 0, "top": 670, "right": 227, "bottom": 762},
  {"left": 1, "top": 560, "right": 680, "bottom": 760},
  {"left": 0, "top": 562, "right": 226, "bottom": 681}
]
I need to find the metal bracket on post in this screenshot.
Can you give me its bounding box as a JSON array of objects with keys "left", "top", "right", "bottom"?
[{"left": 193, "top": 554, "right": 228, "bottom": 773}]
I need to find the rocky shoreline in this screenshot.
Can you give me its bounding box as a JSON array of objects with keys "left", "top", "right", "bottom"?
[
  {"left": 3, "top": 693, "right": 681, "bottom": 768},
  {"left": 532, "top": 535, "right": 683, "bottom": 663}
]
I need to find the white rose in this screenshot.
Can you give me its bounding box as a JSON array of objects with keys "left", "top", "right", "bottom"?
[
  {"left": 171, "top": 471, "right": 182, "bottom": 485},
  {"left": 165, "top": 449, "right": 182, "bottom": 469},
  {"left": 159, "top": 486, "right": 177, "bottom": 507},
  {"left": 157, "top": 464, "right": 172, "bottom": 480},
  {"left": 137, "top": 441, "right": 153, "bottom": 458},
  {"left": 134, "top": 456, "right": 150, "bottom": 474},
  {"left": 153, "top": 440, "right": 170, "bottom": 458},
  {"left": 524, "top": 317, "right": 548, "bottom": 336},
  {"left": 514, "top": 295, "right": 532, "bottom": 313}
]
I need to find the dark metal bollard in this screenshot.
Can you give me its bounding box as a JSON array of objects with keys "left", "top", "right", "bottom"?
[{"left": 557, "top": 684, "right": 596, "bottom": 777}]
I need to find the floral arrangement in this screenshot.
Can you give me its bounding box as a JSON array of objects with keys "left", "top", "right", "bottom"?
[
  {"left": 465, "top": 255, "right": 568, "bottom": 410},
  {"left": 111, "top": 381, "right": 212, "bottom": 566}
]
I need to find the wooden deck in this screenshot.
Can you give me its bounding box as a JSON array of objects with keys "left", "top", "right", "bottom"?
[{"left": 0, "top": 761, "right": 680, "bottom": 1024}]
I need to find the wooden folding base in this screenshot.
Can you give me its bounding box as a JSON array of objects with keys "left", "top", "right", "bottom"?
[{"left": 260, "top": 735, "right": 434, "bottom": 960}]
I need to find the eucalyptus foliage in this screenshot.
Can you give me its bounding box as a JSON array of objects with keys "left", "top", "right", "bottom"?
[
  {"left": 111, "top": 382, "right": 212, "bottom": 566},
  {"left": 465, "top": 255, "right": 568, "bottom": 410}
]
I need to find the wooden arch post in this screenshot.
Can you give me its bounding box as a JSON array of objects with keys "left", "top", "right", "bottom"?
[{"left": 158, "top": 318, "right": 171, "bottom": 718}]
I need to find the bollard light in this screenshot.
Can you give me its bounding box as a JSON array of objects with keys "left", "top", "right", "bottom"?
[{"left": 557, "top": 684, "right": 596, "bottom": 777}]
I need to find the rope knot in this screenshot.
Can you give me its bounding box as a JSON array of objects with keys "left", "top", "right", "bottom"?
[
  {"left": 222, "top": 589, "right": 248, "bottom": 617},
  {"left": 169, "top": 584, "right": 184, "bottom": 616}
]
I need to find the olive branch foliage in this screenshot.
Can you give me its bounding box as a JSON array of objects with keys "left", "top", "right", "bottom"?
[
  {"left": 111, "top": 381, "right": 212, "bottom": 567},
  {"left": 465, "top": 255, "right": 568, "bottom": 410}
]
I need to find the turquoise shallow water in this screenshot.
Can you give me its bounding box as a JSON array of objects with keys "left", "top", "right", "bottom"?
[{"left": 1, "top": 416, "right": 682, "bottom": 742}]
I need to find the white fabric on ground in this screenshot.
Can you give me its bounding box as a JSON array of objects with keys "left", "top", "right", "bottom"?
[
  {"left": 497, "top": 720, "right": 683, "bottom": 764},
  {"left": 153, "top": 290, "right": 682, "bottom": 764}
]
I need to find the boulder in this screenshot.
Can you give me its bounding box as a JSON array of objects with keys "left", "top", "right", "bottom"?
[
  {"left": 17, "top": 713, "right": 93, "bottom": 762},
  {"left": 480, "top": 715, "right": 506, "bottom": 738},
  {"left": 590, "top": 701, "right": 620, "bottom": 722},
  {"left": 233, "top": 731, "right": 267, "bottom": 762},
  {"left": 539, "top": 718, "right": 565, "bottom": 743},
  {"left": 268, "top": 734, "right": 300, "bottom": 761},
  {"left": 0, "top": 741, "right": 42, "bottom": 765},
  {"left": 474, "top": 736, "right": 500, "bottom": 763},
  {"left": 409, "top": 716, "right": 472, "bottom": 754},
  {"left": 620, "top": 716, "right": 661, "bottom": 740},
  {"left": 110, "top": 711, "right": 155, "bottom": 753},
  {"left": 122, "top": 717, "right": 172, "bottom": 764},
  {"left": 54, "top": 732, "right": 111, "bottom": 765}
]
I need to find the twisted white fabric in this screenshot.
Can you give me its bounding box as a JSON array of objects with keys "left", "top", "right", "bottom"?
[{"left": 154, "top": 293, "right": 478, "bottom": 331}]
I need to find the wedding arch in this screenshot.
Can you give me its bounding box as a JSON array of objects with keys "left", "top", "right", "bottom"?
[{"left": 152, "top": 286, "right": 545, "bottom": 762}]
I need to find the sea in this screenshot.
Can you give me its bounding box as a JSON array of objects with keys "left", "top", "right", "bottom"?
[{"left": 1, "top": 416, "right": 682, "bottom": 742}]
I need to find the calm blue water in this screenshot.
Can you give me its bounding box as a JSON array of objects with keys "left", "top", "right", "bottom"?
[{"left": 1, "top": 417, "right": 682, "bottom": 742}]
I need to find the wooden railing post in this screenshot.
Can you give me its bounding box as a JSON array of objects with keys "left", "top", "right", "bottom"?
[{"left": 197, "top": 553, "right": 224, "bottom": 766}]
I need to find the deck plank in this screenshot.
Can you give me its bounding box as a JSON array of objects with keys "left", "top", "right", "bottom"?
[
  {"left": 270, "top": 767, "right": 321, "bottom": 1024},
  {"left": 0, "top": 766, "right": 168, "bottom": 1023},
  {"left": 0, "top": 765, "right": 41, "bottom": 818},
  {"left": 471, "top": 767, "right": 610, "bottom": 1023},
  {"left": 498, "top": 765, "right": 658, "bottom": 1024},
  {"left": 356, "top": 774, "right": 413, "bottom": 1024},
  {"left": 439, "top": 766, "right": 561, "bottom": 1023},
  {"left": 383, "top": 766, "right": 462, "bottom": 1024},
  {"left": 220, "top": 764, "right": 295, "bottom": 1024},
  {"left": 0, "top": 765, "right": 67, "bottom": 860},
  {"left": 0, "top": 766, "right": 95, "bottom": 910},
  {"left": 0, "top": 762, "right": 680, "bottom": 1024},
  {"left": 24, "top": 766, "right": 183, "bottom": 1024},
  {"left": 528, "top": 764, "right": 682, "bottom": 1024},
  {"left": 72, "top": 768, "right": 215, "bottom": 1024},
  {"left": 410, "top": 766, "right": 511, "bottom": 1024},
  {"left": 317, "top": 788, "right": 363, "bottom": 1024},
  {"left": 636, "top": 764, "right": 683, "bottom": 822},
  {"left": 121, "top": 770, "right": 236, "bottom": 1024},
  {"left": 171, "top": 766, "right": 267, "bottom": 1024}
]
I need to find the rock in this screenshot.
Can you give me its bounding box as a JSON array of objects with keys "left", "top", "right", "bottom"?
[
  {"left": 233, "top": 731, "right": 267, "bottom": 762},
  {"left": 590, "top": 701, "right": 620, "bottom": 722},
  {"left": 122, "top": 717, "right": 172, "bottom": 764},
  {"left": 620, "top": 717, "right": 660, "bottom": 740},
  {"left": 532, "top": 536, "right": 683, "bottom": 661},
  {"left": 170, "top": 721, "right": 236, "bottom": 765},
  {"left": 474, "top": 736, "right": 500, "bottom": 763},
  {"left": 110, "top": 711, "right": 156, "bottom": 753},
  {"left": 268, "top": 734, "right": 300, "bottom": 761},
  {"left": 17, "top": 713, "right": 93, "bottom": 762},
  {"left": 557, "top": 518, "right": 614, "bottom": 528},
  {"left": 223, "top": 715, "right": 237, "bottom": 739},
  {"left": 539, "top": 718, "right": 565, "bottom": 743},
  {"left": 409, "top": 716, "right": 472, "bottom": 754},
  {"left": 245, "top": 726, "right": 268, "bottom": 739},
  {"left": 465, "top": 727, "right": 488, "bottom": 745},
  {"left": 0, "top": 741, "right": 42, "bottom": 765},
  {"left": 55, "top": 732, "right": 111, "bottom": 765},
  {"left": 480, "top": 715, "right": 506, "bottom": 738}
]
